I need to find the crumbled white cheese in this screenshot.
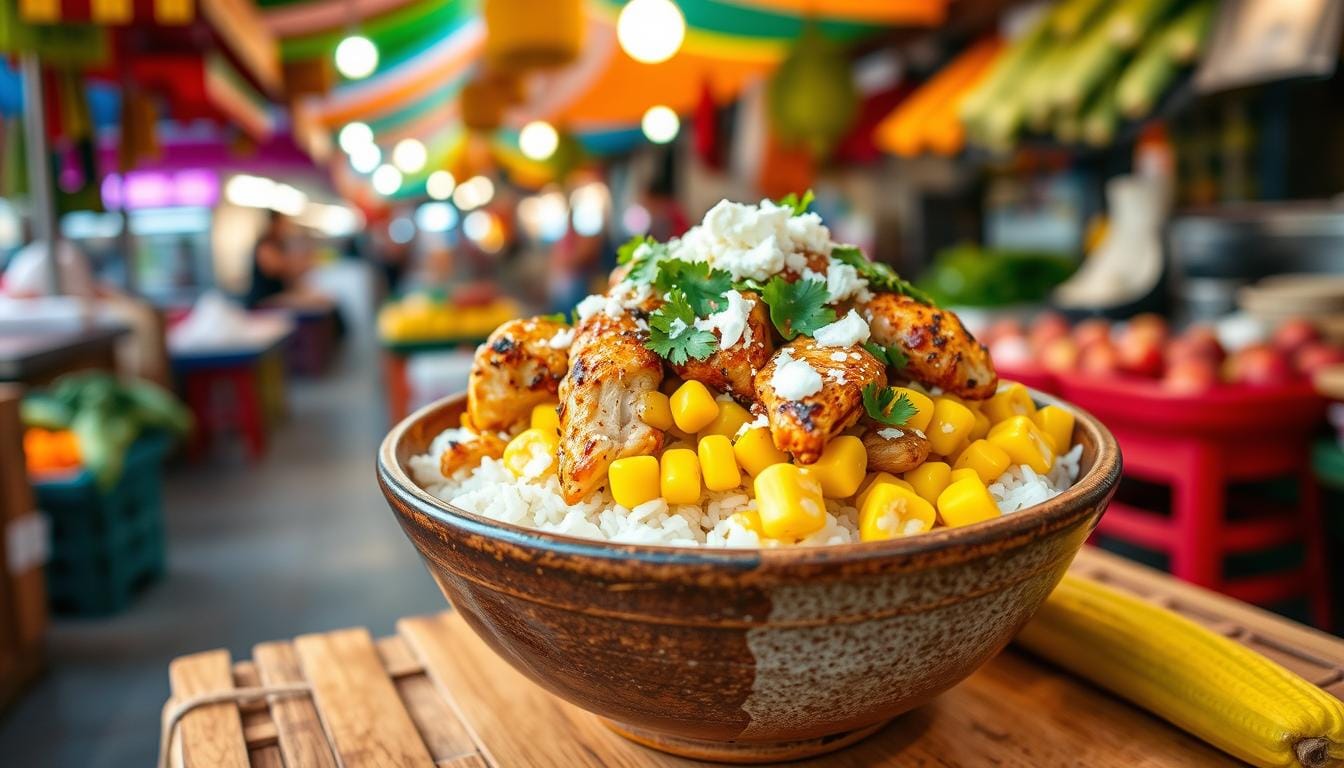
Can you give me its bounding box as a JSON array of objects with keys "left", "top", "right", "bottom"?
[
  {"left": 574, "top": 282, "right": 651, "bottom": 322},
  {"left": 547, "top": 328, "right": 574, "bottom": 349},
  {"left": 735, "top": 412, "right": 769, "bottom": 439},
  {"left": 826, "top": 369, "right": 847, "bottom": 385},
  {"left": 693, "top": 289, "right": 751, "bottom": 350},
  {"left": 666, "top": 317, "right": 689, "bottom": 339},
  {"left": 829, "top": 351, "right": 848, "bottom": 363},
  {"left": 770, "top": 350, "right": 823, "bottom": 400},
  {"left": 813, "top": 309, "right": 871, "bottom": 348},
  {"left": 940, "top": 422, "right": 955, "bottom": 434},
  {"left": 878, "top": 428, "right": 904, "bottom": 440},
  {"left": 914, "top": 429, "right": 927, "bottom": 439},
  {"left": 824, "top": 259, "right": 872, "bottom": 303},
  {"left": 671, "top": 198, "right": 832, "bottom": 282}
]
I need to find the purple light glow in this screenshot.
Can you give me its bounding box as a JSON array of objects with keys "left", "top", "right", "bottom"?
[{"left": 99, "top": 169, "right": 220, "bottom": 210}]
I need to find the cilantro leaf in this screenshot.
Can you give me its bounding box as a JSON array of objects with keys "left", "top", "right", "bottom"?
[
  {"left": 646, "top": 289, "right": 717, "bottom": 365},
  {"left": 733, "top": 278, "right": 766, "bottom": 294},
  {"left": 617, "top": 235, "right": 655, "bottom": 265},
  {"left": 541, "top": 312, "right": 568, "bottom": 324},
  {"left": 624, "top": 240, "right": 670, "bottom": 285},
  {"left": 830, "top": 245, "right": 934, "bottom": 306},
  {"left": 864, "top": 341, "right": 910, "bottom": 370},
  {"left": 654, "top": 259, "right": 733, "bottom": 316},
  {"left": 774, "top": 189, "right": 815, "bottom": 216},
  {"left": 760, "top": 276, "right": 836, "bottom": 340},
  {"left": 862, "top": 384, "right": 917, "bottom": 427}
]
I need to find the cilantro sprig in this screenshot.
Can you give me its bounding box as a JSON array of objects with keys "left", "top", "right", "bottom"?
[
  {"left": 774, "top": 189, "right": 815, "bottom": 216},
  {"left": 862, "top": 384, "right": 917, "bottom": 427},
  {"left": 646, "top": 289, "right": 717, "bottom": 365},
  {"left": 863, "top": 341, "right": 909, "bottom": 370},
  {"left": 831, "top": 245, "right": 935, "bottom": 306},
  {"left": 653, "top": 260, "right": 733, "bottom": 316},
  {"left": 760, "top": 276, "right": 836, "bottom": 340},
  {"left": 616, "top": 235, "right": 671, "bottom": 285}
]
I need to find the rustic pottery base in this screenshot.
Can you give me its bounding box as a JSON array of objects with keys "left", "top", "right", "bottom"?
[{"left": 603, "top": 718, "right": 891, "bottom": 764}]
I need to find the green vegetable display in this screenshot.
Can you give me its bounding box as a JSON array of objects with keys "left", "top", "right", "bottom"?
[
  {"left": 918, "top": 244, "right": 1077, "bottom": 308},
  {"left": 21, "top": 372, "right": 192, "bottom": 489}
]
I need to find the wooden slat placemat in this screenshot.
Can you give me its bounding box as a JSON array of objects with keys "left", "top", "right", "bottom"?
[{"left": 165, "top": 547, "right": 1344, "bottom": 767}]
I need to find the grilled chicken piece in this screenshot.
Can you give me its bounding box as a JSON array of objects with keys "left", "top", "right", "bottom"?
[
  {"left": 861, "top": 424, "right": 930, "bottom": 474},
  {"left": 670, "top": 291, "right": 774, "bottom": 402},
  {"left": 467, "top": 316, "right": 571, "bottom": 432},
  {"left": 755, "top": 339, "right": 887, "bottom": 464},
  {"left": 558, "top": 311, "right": 665, "bottom": 503},
  {"left": 439, "top": 431, "right": 506, "bottom": 477},
  {"left": 861, "top": 293, "right": 998, "bottom": 399}
]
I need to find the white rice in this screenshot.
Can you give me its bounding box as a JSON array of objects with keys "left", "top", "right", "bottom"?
[{"left": 412, "top": 439, "right": 1084, "bottom": 548}]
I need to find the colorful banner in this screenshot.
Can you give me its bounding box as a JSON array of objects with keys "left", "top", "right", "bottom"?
[{"left": 18, "top": 0, "right": 195, "bottom": 25}]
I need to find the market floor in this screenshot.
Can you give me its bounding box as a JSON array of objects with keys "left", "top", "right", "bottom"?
[{"left": 0, "top": 338, "right": 445, "bottom": 767}]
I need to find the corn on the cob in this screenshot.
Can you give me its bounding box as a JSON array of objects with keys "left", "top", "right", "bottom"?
[{"left": 1017, "top": 575, "right": 1344, "bottom": 768}]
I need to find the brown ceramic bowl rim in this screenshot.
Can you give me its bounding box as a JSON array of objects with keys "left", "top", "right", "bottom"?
[{"left": 377, "top": 388, "right": 1121, "bottom": 569}]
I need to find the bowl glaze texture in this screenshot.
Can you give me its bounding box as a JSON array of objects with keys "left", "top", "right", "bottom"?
[{"left": 378, "top": 392, "right": 1121, "bottom": 762}]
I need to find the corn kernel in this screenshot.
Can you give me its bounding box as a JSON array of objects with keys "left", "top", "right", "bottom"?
[
  {"left": 734, "top": 427, "right": 789, "bottom": 476},
  {"left": 937, "top": 476, "right": 1000, "bottom": 527},
  {"left": 987, "top": 416, "right": 1054, "bottom": 474},
  {"left": 502, "top": 428, "right": 559, "bottom": 478},
  {"left": 807, "top": 436, "right": 868, "bottom": 498},
  {"left": 953, "top": 439, "right": 1011, "bottom": 484},
  {"left": 530, "top": 402, "right": 560, "bottom": 434},
  {"left": 1032, "top": 405, "right": 1075, "bottom": 456},
  {"left": 638, "top": 391, "right": 674, "bottom": 431},
  {"left": 733, "top": 509, "right": 762, "bottom": 534},
  {"left": 969, "top": 409, "right": 991, "bottom": 441},
  {"left": 856, "top": 472, "right": 915, "bottom": 511},
  {"left": 608, "top": 456, "right": 660, "bottom": 509},
  {"left": 904, "top": 461, "right": 951, "bottom": 505},
  {"left": 944, "top": 440, "right": 970, "bottom": 467},
  {"left": 660, "top": 448, "right": 702, "bottom": 505},
  {"left": 983, "top": 383, "right": 1037, "bottom": 424},
  {"left": 949, "top": 467, "right": 980, "bottom": 484},
  {"left": 928, "top": 397, "right": 976, "bottom": 456},
  {"left": 860, "top": 483, "right": 936, "bottom": 541},
  {"left": 701, "top": 399, "right": 753, "bottom": 438},
  {"left": 697, "top": 435, "right": 742, "bottom": 491},
  {"left": 671, "top": 380, "right": 720, "bottom": 433},
  {"left": 754, "top": 463, "right": 827, "bottom": 540},
  {"left": 891, "top": 387, "right": 934, "bottom": 432}
]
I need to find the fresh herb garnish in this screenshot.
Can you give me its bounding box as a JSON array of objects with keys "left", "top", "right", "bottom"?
[
  {"left": 863, "top": 341, "right": 909, "bottom": 370},
  {"left": 760, "top": 276, "right": 836, "bottom": 340},
  {"left": 653, "top": 259, "right": 733, "bottom": 316},
  {"left": 617, "top": 235, "right": 655, "bottom": 265},
  {"left": 646, "top": 289, "right": 717, "bottom": 365},
  {"left": 774, "top": 189, "right": 815, "bottom": 216},
  {"left": 541, "top": 312, "right": 568, "bottom": 324},
  {"left": 830, "top": 245, "right": 935, "bottom": 306},
  {"left": 862, "top": 384, "right": 917, "bottom": 427},
  {"left": 733, "top": 277, "right": 766, "bottom": 294},
  {"left": 617, "top": 234, "right": 671, "bottom": 285}
]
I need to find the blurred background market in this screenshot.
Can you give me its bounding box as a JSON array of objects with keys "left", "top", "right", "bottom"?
[{"left": 2, "top": 0, "right": 1344, "bottom": 763}]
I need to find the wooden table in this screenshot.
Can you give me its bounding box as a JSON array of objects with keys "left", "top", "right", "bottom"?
[
  {"left": 0, "top": 324, "right": 127, "bottom": 384},
  {"left": 163, "top": 547, "right": 1344, "bottom": 767}
]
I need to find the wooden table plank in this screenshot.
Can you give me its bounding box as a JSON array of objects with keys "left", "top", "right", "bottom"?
[
  {"left": 253, "top": 641, "right": 338, "bottom": 768},
  {"left": 377, "top": 635, "right": 482, "bottom": 764},
  {"left": 168, "top": 650, "right": 250, "bottom": 768},
  {"left": 294, "top": 627, "right": 436, "bottom": 768}
]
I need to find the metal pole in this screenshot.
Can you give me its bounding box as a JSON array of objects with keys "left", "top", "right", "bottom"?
[{"left": 19, "top": 52, "right": 61, "bottom": 296}]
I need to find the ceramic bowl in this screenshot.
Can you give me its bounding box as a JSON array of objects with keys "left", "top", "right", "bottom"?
[{"left": 378, "top": 392, "right": 1121, "bottom": 762}]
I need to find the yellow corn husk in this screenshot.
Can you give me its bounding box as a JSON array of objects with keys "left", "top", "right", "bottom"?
[{"left": 1017, "top": 575, "right": 1344, "bottom": 768}]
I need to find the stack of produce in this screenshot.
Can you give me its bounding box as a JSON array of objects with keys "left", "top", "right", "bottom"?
[
  {"left": 21, "top": 373, "right": 192, "bottom": 488},
  {"left": 917, "top": 243, "right": 1076, "bottom": 307},
  {"left": 960, "top": 0, "right": 1215, "bottom": 150},
  {"left": 377, "top": 293, "right": 522, "bottom": 344},
  {"left": 875, "top": 37, "right": 1004, "bottom": 157},
  {"left": 984, "top": 313, "right": 1344, "bottom": 393}
]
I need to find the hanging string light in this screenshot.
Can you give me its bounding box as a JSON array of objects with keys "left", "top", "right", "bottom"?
[
  {"left": 616, "top": 0, "right": 685, "bottom": 64},
  {"left": 392, "top": 138, "right": 427, "bottom": 173},
  {"left": 641, "top": 105, "right": 680, "bottom": 144},
  {"left": 334, "top": 1, "right": 378, "bottom": 79},
  {"left": 518, "top": 121, "right": 559, "bottom": 161}
]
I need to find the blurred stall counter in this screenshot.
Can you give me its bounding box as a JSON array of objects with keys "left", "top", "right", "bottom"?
[
  {"left": 168, "top": 311, "right": 293, "bottom": 462},
  {"left": 377, "top": 295, "right": 521, "bottom": 423},
  {"left": 0, "top": 324, "right": 128, "bottom": 386}
]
